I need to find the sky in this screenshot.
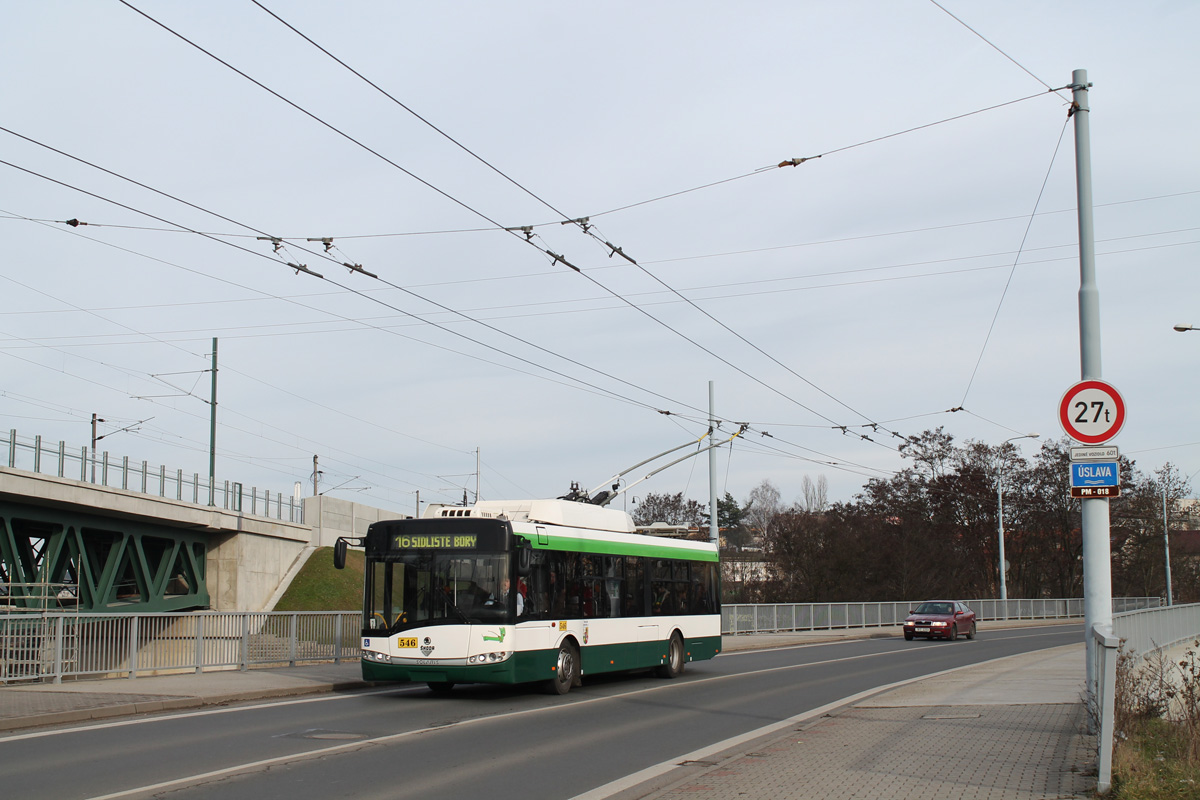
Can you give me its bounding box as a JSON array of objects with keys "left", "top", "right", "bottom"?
[{"left": 2, "top": 1, "right": 1198, "bottom": 517}]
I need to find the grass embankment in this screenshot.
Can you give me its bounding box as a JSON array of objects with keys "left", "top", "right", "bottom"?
[
  {"left": 1108, "top": 642, "right": 1200, "bottom": 799},
  {"left": 273, "top": 546, "right": 364, "bottom": 612}
]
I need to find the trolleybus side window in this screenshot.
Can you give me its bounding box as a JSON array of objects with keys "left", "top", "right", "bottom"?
[{"left": 623, "top": 555, "right": 644, "bottom": 617}]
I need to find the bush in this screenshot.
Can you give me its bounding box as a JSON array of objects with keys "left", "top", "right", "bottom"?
[{"left": 1108, "top": 640, "right": 1200, "bottom": 799}]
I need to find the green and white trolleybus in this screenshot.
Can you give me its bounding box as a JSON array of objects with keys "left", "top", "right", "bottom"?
[{"left": 336, "top": 496, "right": 721, "bottom": 694}]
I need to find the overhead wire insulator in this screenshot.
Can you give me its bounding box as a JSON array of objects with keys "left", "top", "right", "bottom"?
[
  {"left": 777, "top": 156, "right": 820, "bottom": 168},
  {"left": 63, "top": 218, "right": 87, "bottom": 227},
  {"left": 505, "top": 225, "right": 535, "bottom": 240},
  {"left": 604, "top": 241, "right": 637, "bottom": 265},
  {"left": 344, "top": 262, "right": 378, "bottom": 279},
  {"left": 257, "top": 236, "right": 284, "bottom": 253},
  {"left": 306, "top": 237, "right": 335, "bottom": 252},
  {"left": 561, "top": 216, "right": 590, "bottom": 233},
  {"left": 547, "top": 250, "right": 580, "bottom": 272},
  {"left": 288, "top": 262, "right": 324, "bottom": 278}
]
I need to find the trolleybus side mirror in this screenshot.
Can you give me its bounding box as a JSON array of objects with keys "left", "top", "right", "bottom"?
[
  {"left": 333, "top": 538, "right": 348, "bottom": 570},
  {"left": 516, "top": 539, "right": 532, "bottom": 577}
]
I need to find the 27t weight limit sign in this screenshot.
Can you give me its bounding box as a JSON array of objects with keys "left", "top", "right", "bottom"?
[{"left": 1059, "top": 380, "right": 1126, "bottom": 445}]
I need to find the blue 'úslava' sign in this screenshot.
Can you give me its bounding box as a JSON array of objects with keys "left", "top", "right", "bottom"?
[{"left": 1070, "top": 461, "right": 1120, "bottom": 488}]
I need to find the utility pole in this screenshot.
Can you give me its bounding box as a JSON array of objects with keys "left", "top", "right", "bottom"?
[
  {"left": 1163, "top": 485, "right": 1173, "bottom": 606},
  {"left": 1072, "top": 68, "right": 1113, "bottom": 704},
  {"left": 208, "top": 337, "right": 218, "bottom": 506},
  {"left": 90, "top": 413, "right": 104, "bottom": 483},
  {"left": 475, "top": 447, "right": 480, "bottom": 503},
  {"left": 312, "top": 455, "right": 319, "bottom": 496},
  {"left": 708, "top": 381, "right": 719, "bottom": 545}
]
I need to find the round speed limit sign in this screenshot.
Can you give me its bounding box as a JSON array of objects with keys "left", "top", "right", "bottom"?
[{"left": 1059, "top": 379, "right": 1126, "bottom": 444}]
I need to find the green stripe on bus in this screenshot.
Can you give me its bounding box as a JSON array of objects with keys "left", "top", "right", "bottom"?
[{"left": 518, "top": 534, "right": 718, "bottom": 562}]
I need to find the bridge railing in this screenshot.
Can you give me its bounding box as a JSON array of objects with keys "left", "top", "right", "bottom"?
[
  {"left": 1091, "top": 602, "right": 1200, "bottom": 793},
  {"left": 2, "top": 428, "right": 304, "bottom": 524},
  {"left": 720, "top": 597, "right": 1161, "bottom": 634},
  {"left": 1, "top": 610, "right": 360, "bottom": 684}
]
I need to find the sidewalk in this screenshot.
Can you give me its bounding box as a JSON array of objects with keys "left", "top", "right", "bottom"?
[
  {"left": 0, "top": 621, "right": 1096, "bottom": 799},
  {"left": 608, "top": 643, "right": 1092, "bottom": 800}
]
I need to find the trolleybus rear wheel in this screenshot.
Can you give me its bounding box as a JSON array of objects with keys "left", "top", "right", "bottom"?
[{"left": 657, "top": 633, "right": 685, "bottom": 678}]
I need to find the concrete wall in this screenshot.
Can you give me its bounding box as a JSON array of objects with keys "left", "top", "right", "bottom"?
[{"left": 303, "top": 495, "right": 408, "bottom": 548}]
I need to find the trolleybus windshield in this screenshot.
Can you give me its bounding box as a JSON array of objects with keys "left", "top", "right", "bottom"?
[{"left": 367, "top": 550, "right": 512, "bottom": 633}]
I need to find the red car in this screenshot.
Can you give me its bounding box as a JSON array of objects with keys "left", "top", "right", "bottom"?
[{"left": 902, "top": 601, "right": 977, "bottom": 641}]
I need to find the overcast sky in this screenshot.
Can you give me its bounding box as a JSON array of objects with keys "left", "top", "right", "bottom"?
[{"left": 2, "top": 1, "right": 1198, "bottom": 516}]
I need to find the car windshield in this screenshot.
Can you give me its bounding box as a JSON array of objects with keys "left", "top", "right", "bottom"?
[{"left": 915, "top": 602, "right": 953, "bottom": 615}]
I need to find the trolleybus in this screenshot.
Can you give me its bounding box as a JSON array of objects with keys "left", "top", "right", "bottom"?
[{"left": 335, "top": 496, "right": 721, "bottom": 694}]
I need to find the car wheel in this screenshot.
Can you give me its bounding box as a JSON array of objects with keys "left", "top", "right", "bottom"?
[
  {"left": 966, "top": 622, "right": 976, "bottom": 640},
  {"left": 947, "top": 624, "right": 957, "bottom": 641},
  {"left": 904, "top": 631, "right": 914, "bottom": 641}
]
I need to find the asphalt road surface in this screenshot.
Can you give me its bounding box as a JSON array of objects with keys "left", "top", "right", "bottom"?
[{"left": 0, "top": 625, "right": 1082, "bottom": 800}]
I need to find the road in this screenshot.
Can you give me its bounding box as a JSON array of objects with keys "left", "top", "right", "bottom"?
[{"left": 0, "top": 625, "right": 1081, "bottom": 800}]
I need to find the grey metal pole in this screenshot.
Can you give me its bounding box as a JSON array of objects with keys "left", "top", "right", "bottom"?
[
  {"left": 90, "top": 413, "right": 103, "bottom": 483},
  {"left": 1072, "top": 68, "right": 1113, "bottom": 706},
  {"left": 209, "top": 337, "right": 218, "bottom": 505},
  {"left": 997, "top": 473, "right": 1007, "bottom": 613},
  {"left": 708, "top": 381, "right": 719, "bottom": 545},
  {"left": 1164, "top": 487, "right": 1173, "bottom": 605}
]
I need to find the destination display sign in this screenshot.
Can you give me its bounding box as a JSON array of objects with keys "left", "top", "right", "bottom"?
[{"left": 393, "top": 534, "right": 479, "bottom": 549}]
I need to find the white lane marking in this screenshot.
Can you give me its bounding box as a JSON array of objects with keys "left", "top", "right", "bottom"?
[
  {"left": 568, "top": 644, "right": 1082, "bottom": 800},
  {"left": 0, "top": 686, "right": 412, "bottom": 744},
  {"left": 76, "top": 642, "right": 1070, "bottom": 800},
  {"left": 717, "top": 626, "right": 1076, "bottom": 656}
]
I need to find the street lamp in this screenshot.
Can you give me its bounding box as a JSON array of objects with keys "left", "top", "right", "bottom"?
[
  {"left": 997, "top": 433, "right": 1039, "bottom": 617},
  {"left": 1174, "top": 324, "right": 1197, "bottom": 332}
]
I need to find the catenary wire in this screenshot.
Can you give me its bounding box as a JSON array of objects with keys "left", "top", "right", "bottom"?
[{"left": 958, "top": 114, "right": 1072, "bottom": 406}]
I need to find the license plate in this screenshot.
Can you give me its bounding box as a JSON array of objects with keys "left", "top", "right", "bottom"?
[
  {"left": 915, "top": 627, "right": 930, "bottom": 633},
  {"left": 396, "top": 637, "right": 418, "bottom": 648}
]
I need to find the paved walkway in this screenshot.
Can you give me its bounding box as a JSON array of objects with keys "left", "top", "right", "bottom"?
[
  {"left": 603, "top": 643, "right": 1091, "bottom": 800},
  {"left": 0, "top": 621, "right": 1097, "bottom": 799}
]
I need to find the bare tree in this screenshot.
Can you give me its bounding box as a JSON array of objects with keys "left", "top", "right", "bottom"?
[
  {"left": 801, "top": 474, "right": 828, "bottom": 513},
  {"left": 744, "top": 480, "right": 782, "bottom": 546}
]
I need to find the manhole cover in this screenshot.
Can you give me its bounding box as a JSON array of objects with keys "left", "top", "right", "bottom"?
[{"left": 281, "top": 729, "right": 369, "bottom": 741}]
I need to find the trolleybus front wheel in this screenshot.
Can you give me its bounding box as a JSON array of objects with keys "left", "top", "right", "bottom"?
[{"left": 545, "top": 641, "right": 578, "bottom": 695}]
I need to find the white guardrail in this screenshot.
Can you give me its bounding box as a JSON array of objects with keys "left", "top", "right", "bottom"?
[
  {"left": 1092, "top": 602, "right": 1200, "bottom": 793},
  {"left": 720, "top": 597, "right": 1160, "bottom": 635},
  {"left": 1, "top": 611, "right": 360, "bottom": 684},
  {"left": 0, "top": 598, "right": 1166, "bottom": 685}
]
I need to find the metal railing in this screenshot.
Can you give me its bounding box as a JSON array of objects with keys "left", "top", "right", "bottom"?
[
  {"left": 720, "top": 597, "right": 1161, "bottom": 635},
  {"left": 1091, "top": 602, "right": 1200, "bottom": 794},
  {"left": 1110, "top": 601, "right": 1200, "bottom": 659},
  {"left": 2, "top": 428, "right": 304, "bottom": 524},
  {"left": 1092, "top": 624, "right": 1120, "bottom": 794},
  {"left": 1, "top": 610, "right": 358, "bottom": 684}
]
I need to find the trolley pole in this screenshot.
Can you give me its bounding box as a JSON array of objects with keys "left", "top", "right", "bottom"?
[{"left": 1072, "top": 68, "right": 1113, "bottom": 707}]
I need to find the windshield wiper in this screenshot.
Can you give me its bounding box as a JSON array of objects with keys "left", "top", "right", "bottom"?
[{"left": 433, "top": 577, "right": 473, "bottom": 624}]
